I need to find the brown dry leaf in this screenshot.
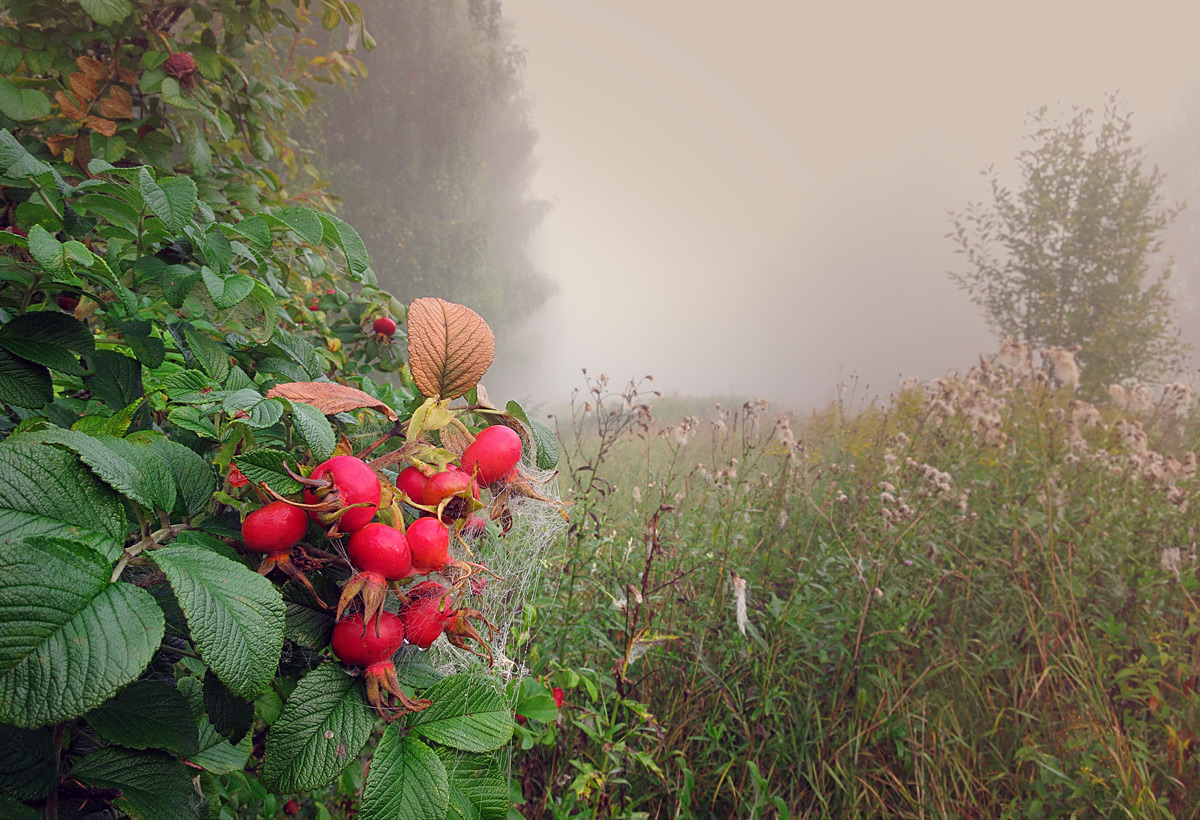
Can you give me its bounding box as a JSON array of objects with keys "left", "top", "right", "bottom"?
[
  {"left": 117, "top": 67, "right": 139, "bottom": 85},
  {"left": 45, "top": 134, "right": 73, "bottom": 157},
  {"left": 76, "top": 56, "right": 107, "bottom": 80},
  {"left": 55, "top": 90, "right": 87, "bottom": 121},
  {"left": 475, "top": 384, "right": 495, "bottom": 409},
  {"left": 266, "top": 382, "right": 398, "bottom": 422},
  {"left": 69, "top": 72, "right": 98, "bottom": 102},
  {"left": 73, "top": 132, "right": 93, "bottom": 170},
  {"left": 407, "top": 297, "right": 495, "bottom": 400},
  {"left": 439, "top": 418, "right": 475, "bottom": 456},
  {"left": 97, "top": 87, "right": 133, "bottom": 119},
  {"left": 86, "top": 116, "right": 117, "bottom": 137}
]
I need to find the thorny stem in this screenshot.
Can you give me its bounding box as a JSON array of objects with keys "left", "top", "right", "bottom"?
[{"left": 112, "top": 522, "right": 192, "bottom": 582}]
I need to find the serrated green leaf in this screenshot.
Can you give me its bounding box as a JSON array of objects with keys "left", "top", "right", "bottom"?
[
  {"left": 83, "top": 348, "right": 144, "bottom": 412},
  {"left": 0, "top": 129, "right": 51, "bottom": 179},
  {"left": 183, "top": 329, "right": 230, "bottom": 384},
  {"left": 360, "top": 728, "right": 448, "bottom": 820},
  {"left": 0, "top": 312, "right": 93, "bottom": 379},
  {"left": 153, "top": 545, "right": 285, "bottom": 699},
  {"left": 171, "top": 530, "right": 251, "bottom": 568},
  {"left": 261, "top": 663, "right": 374, "bottom": 793},
  {"left": 201, "top": 267, "right": 255, "bottom": 310},
  {"left": 515, "top": 693, "right": 558, "bottom": 724},
  {"left": 230, "top": 215, "right": 270, "bottom": 247},
  {"left": 202, "top": 670, "right": 254, "bottom": 745},
  {"left": 177, "top": 677, "right": 252, "bottom": 775},
  {"left": 78, "top": 0, "right": 133, "bottom": 25},
  {"left": 502, "top": 403, "right": 559, "bottom": 470},
  {"left": 408, "top": 674, "right": 513, "bottom": 753},
  {"left": 116, "top": 319, "right": 166, "bottom": 368},
  {"left": 189, "top": 129, "right": 212, "bottom": 175},
  {"left": 0, "top": 440, "right": 126, "bottom": 560},
  {"left": 28, "top": 428, "right": 174, "bottom": 511},
  {"left": 269, "top": 206, "right": 324, "bottom": 245},
  {"left": 318, "top": 212, "right": 369, "bottom": 277},
  {"left": 167, "top": 405, "right": 217, "bottom": 438},
  {"left": 288, "top": 399, "right": 336, "bottom": 462},
  {"left": 394, "top": 647, "right": 444, "bottom": 689},
  {"left": 0, "top": 347, "right": 51, "bottom": 408},
  {"left": 141, "top": 170, "right": 196, "bottom": 233},
  {"left": 0, "top": 539, "right": 164, "bottom": 728},
  {"left": 72, "top": 397, "right": 144, "bottom": 437},
  {"left": 234, "top": 448, "right": 304, "bottom": 495},
  {"left": 436, "top": 747, "right": 508, "bottom": 820},
  {"left": 128, "top": 432, "right": 215, "bottom": 516},
  {"left": 0, "top": 724, "right": 58, "bottom": 801},
  {"left": 163, "top": 265, "right": 201, "bottom": 308},
  {"left": 0, "top": 79, "right": 50, "bottom": 122},
  {"left": 163, "top": 368, "right": 219, "bottom": 401},
  {"left": 72, "top": 746, "right": 198, "bottom": 820},
  {"left": 86, "top": 679, "right": 200, "bottom": 756},
  {"left": 26, "top": 225, "right": 67, "bottom": 280},
  {"left": 282, "top": 577, "right": 335, "bottom": 649}
]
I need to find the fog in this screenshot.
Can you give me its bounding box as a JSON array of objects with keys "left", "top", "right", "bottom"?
[{"left": 487, "top": 0, "right": 1200, "bottom": 410}]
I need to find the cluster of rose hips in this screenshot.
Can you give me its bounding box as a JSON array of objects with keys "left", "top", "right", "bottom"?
[{"left": 238, "top": 424, "right": 525, "bottom": 719}]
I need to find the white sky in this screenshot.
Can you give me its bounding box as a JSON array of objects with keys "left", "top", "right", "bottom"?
[{"left": 489, "top": 0, "right": 1200, "bottom": 409}]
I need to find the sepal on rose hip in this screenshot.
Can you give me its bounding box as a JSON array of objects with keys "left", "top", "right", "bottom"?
[
  {"left": 363, "top": 660, "right": 432, "bottom": 720},
  {"left": 261, "top": 455, "right": 381, "bottom": 537}
]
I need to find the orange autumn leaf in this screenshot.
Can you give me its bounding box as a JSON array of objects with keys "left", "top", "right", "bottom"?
[
  {"left": 55, "top": 90, "right": 87, "bottom": 121},
  {"left": 76, "top": 56, "right": 107, "bottom": 80},
  {"left": 86, "top": 116, "right": 117, "bottom": 137},
  {"left": 45, "top": 134, "right": 74, "bottom": 157},
  {"left": 266, "top": 382, "right": 399, "bottom": 422},
  {"left": 69, "top": 72, "right": 98, "bottom": 102},
  {"left": 117, "top": 67, "right": 139, "bottom": 85},
  {"left": 407, "top": 297, "right": 495, "bottom": 400},
  {"left": 97, "top": 87, "right": 133, "bottom": 119}
]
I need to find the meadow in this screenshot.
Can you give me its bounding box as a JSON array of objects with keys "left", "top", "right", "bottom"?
[{"left": 511, "top": 348, "right": 1200, "bottom": 819}]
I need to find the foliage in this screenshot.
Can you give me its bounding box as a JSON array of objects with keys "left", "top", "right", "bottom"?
[
  {"left": 949, "top": 99, "right": 1184, "bottom": 396},
  {"left": 320, "top": 0, "right": 556, "bottom": 329},
  {"left": 0, "top": 2, "right": 558, "bottom": 818},
  {"left": 516, "top": 358, "right": 1200, "bottom": 818}
]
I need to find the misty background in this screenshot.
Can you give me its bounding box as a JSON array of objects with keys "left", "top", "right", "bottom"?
[{"left": 325, "top": 1, "right": 1200, "bottom": 411}]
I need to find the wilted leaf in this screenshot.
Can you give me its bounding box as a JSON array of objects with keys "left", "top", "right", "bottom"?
[
  {"left": 117, "top": 67, "right": 139, "bottom": 85},
  {"left": 266, "top": 381, "right": 397, "bottom": 422},
  {"left": 55, "top": 90, "right": 86, "bottom": 121},
  {"left": 69, "top": 73, "right": 98, "bottom": 102},
  {"left": 97, "top": 87, "right": 133, "bottom": 119},
  {"left": 76, "top": 56, "right": 109, "bottom": 80},
  {"left": 407, "top": 298, "right": 494, "bottom": 400},
  {"left": 85, "top": 116, "right": 117, "bottom": 137}
]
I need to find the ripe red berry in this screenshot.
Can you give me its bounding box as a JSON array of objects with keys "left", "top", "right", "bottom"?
[
  {"left": 372, "top": 316, "right": 397, "bottom": 336},
  {"left": 552, "top": 687, "right": 565, "bottom": 710},
  {"left": 461, "top": 425, "right": 522, "bottom": 486},
  {"left": 242, "top": 501, "right": 308, "bottom": 554},
  {"left": 55, "top": 293, "right": 79, "bottom": 312},
  {"left": 406, "top": 517, "right": 449, "bottom": 574},
  {"left": 347, "top": 523, "right": 413, "bottom": 579},
  {"left": 399, "top": 584, "right": 452, "bottom": 649},
  {"left": 284, "top": 799, "right": 300, "bottom": 816},
  {"left": 304, "top": 455, "right": 381, "bottom": 534},
  {"left": 330, "top": 611, "right": 405, "bottom": 668},
  {"left": 396, "top": 466, "right": 428, "bottom": 504},
  {"left": 422, "top": 467, "right": 477, "bottom": 507}
]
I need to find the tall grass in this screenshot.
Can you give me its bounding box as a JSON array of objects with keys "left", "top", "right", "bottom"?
[{"left": 512, "top": 354, "right": 1200, "bottom": 819}]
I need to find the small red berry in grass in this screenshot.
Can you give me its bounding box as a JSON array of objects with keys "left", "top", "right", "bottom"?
[
  {"left": 552, "top": 687, "right": 565, "bottom": 710},
  {"left": 372, "top": 316, "right": 397, "bottom": 337},
  {"left": 461, "top": 425, "right": 522, "bottom": 486}
]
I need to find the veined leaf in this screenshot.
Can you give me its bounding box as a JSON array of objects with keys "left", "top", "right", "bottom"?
[
  {"left": 407, "top": 674, "right": 513, "bottom": 753},
  {"left": 407, "top": 298, "right": 495, "bottom": 400},
  {"left": 0, "top": 539, "right": 164, "bottom": 728},
  {"left": 359, "top": 727, "right": 448, "bottom": 820},
  {"left": 72, "top": 747, "right": 198, "bottom": 820},
  {"left": 86, "top": 679, "right": 200, "bottom": 756},
  {"left": 436, "top": 746, "right": 508, "bottom": 820}
]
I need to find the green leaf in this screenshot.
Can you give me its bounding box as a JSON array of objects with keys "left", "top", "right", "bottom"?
[
  {"left": 0, "top": 724, "right": 58, "bottom": 801},
  {"left": 318, "top": 212, "right": 370, "bottom": 277},
  {"left": 201, "top": 267, "right": 255, "bottom": 310},
  {"left": 234, "top": 448, "right": 304, "bottom": 494},
  {"left": 71, "top": 397, "right": 144, "bottom": 437},
  {"left": 0, "top": 348, "right": 50, "bottom": 408},
  {"left": 152, "top": 545, "right": 285, "bottom": 699},
  {"left": 83, "top": 349, "right": 144, "bottom": 412},
  {"left": 230, "top": 215, "right": 271, "bottom": 248},
  {"left": 26, "top": 225, "right": 67, "bottom": 280},
  {"left": 202, "top": 670, "right": 254, "bottom": 745},
  {"left": 163, "top": 265, "right": 201, "bottom": 308},
  {"left": 269, "top": 206, "right": 324, "bottom": 245},
  {"left": 86, "top": 679, "right": 200, "bottom": 756},
  {"left": 0, "top": 312, "right": 94, "bottom": 377},
  {"left": 0, "top": 796, "right": 40, "bottom": 820},
  {"left": 515, "top": 693, "right": 558, "bottom": 724},
  {"left": 183, "top": 330, "right": 230, "bottom": 384},
  {"left": 436, "top": 747, "right": 508, "bottom": 820},
  {"left": 282, "top": 577, "right": 335, "bottom": 650},
  {"left": 189, "top": 130, "right": 212, "bottom": 175},
  {"left": 359, "top": 727, "right": 448, "bottom": 820},
  {"left": 28, "top": 428, "right": 175, "bottom": 511},
  {"left": 141, "top": 169, "right": 197, "bottom": 233},
  {"left": 393, "top": 647, "right": 443, "bottom": 689},
  {"left": 261, "top": 663, "right": 375, "bottom": 793},
  {"left": 222, "top": 389, "right": 284, "bottom": 428},
  {"left": 0, "top": 129, "right": 51, "bottom": 179},
  {"left": 178, "top": 677, "right": 252, "bottom": 775},
  {"left": 128, "top": 432, "right": 215, "bottom": 516},
  {"left": 288, "top": 399, "right": 336, "bottom": 462},
  {"left": 72, "top": 747, "right": 198, "bottom": 820},
  {"left": 78, "top": 0, "right": 133, "bottom": 25},
  {"left": 115, "top": 319, "right": 166, "bottom": 368},
  {"left": 0, "top": 440, "right": 127, "bottom": 561},
  {"left": 503, "top": 402, "right": 559, "bottom": 470},
  {"left": 408, "top": 674, "right": 514, "bottom": 753},
  {"left": 0, "top": 79, "right": 50, "bottom": 122},
  {"left": 0, "top": 538, "right": 164, "bottom": 728}
]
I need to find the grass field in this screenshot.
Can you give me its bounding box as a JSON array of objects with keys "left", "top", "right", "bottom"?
[{"left": 510, "top": 355, "right": 1200, "bottom": 819}]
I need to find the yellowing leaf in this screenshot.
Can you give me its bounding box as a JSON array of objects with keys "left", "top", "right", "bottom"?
[
  {"left": 265, "top": 382, "right": 397, "bottom": 422},
  {"left": 97, "top": 87, "right": 132, "bottom": 119},
  {"left": 407, "top": 298, "right": 494, "bottom": 400},
  {"left": 69, "top": 72, "right": 98, "bottom": 102}
]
